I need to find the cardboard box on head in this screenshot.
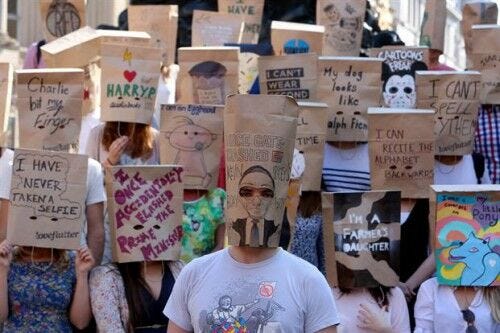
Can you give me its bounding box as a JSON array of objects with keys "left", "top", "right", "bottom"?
[
  {"left": 416, "top": 70, "right": 482, "bottom": 156},
  {"left": 430, "top": 185, "right": 499, "bottom": 287},
  {"left": 0, "top": 63, "right": 13, "bottom": 146},
  {"left": 106, "top": 165, "right": 184, "bottom": 263},
  {"left": 218, "top": 0, "right": 264, "bottom": 44},
  {"left": 369, "top": 46, "right": 430, "bottom": 109},
  {"left": 159, "top": 104, "right": 224, "bottom": 190},
  {"left": 368, "top": 108, "right": 435, "bottom": 199},
  {"left": 40, "top": 0, "right": 86, "bottom": 42},
  {"left": 419, "top": 0, "right": 446, "bottom": 52},
  {"left": 224, "top": 95, "right": 298, "bottom": 248},
  {"left": 177, "top": 47, "right": 240, "bottom": 105},
  {"left": 7, "top": 149, "right": 88, "bottom": 250},
  {"left": 16, "top": 69, "right": 84, "bottom": 153},
  {"left": 270, "top": 21, "right": 324, "bottom": 55},
  {"left": 322, "top": 190, "right": 401, "bottom": 288},
  {"left": 317, "top": 56, "right": 383, "bottom": 142},
  {"left": 191, "top": 10, "right": 244, "bottom": 47},
  {"left": 317, "top": 0, "right": 366, "bottom": 56}
]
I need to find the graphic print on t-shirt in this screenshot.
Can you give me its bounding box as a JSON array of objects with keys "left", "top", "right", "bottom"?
[{"left": 200, "top": 280, "right": 285, "bottom": 333}]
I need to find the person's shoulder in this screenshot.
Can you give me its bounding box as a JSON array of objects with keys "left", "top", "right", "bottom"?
[
  {"left": 420, "top": 277, "right": 439, "bottom": 292},
  {"left": 279, "top": 250, "right": 324, "bottom": 278},
  {"left": 87, "top": 157, "right": 102, "bottom": 170},
  {"left": 389, "top": 285, "right": 407, "bottom": 303}
]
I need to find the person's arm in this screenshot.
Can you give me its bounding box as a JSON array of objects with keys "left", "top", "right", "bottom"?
[
  {"left": 0, "top": 199, "right": 9, "bottom": 241},
  {"left": 0, "top": 240, "right": 12, "bottom": 323},
  {"left": 69, "top": 247, "right": 95, "bottom": 329},
  {"left": 413, "top": 280, "right": 435, "bottom": 333},
  {"left": 86, "top": 202, "right": 104, "bottom": 265},
  {"left": 167, "top": 321, "right": 192, "bottom": 333},
  {"left": 212, "top": 224, "right": 225, "bottom": 252},
  {"left": 389, "top": 288, "right": 411, "bottom": 333},
  {"left": 403, "top": 254, "right": 435, "bottom": 293},
  {"left": 304, "top": 271, "right": 340, "bottom": 333}
]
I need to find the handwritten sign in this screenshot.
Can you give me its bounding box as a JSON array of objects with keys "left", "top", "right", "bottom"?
[
  {"left": 318, "top": 57, "right": 383, "bottom": 142},
  {"left": 317, "top": 0, "right": 366, "bottom": 56},
  {"left": 218, "top": 0, "right": 264, "bottom": 44},
  {"left": 192, "top": 10, "right": 243, "bottom": 47},
  {"left": 270, "top": 21, "right": 324, "bottom": 55},
  {"left": 471, "top": 25, "right": 500, "bottom": 104},
  {"left": 7, "top": 149, "right": 87, "bottom": 249},
  {"left": 16, "top": 69, "right": 83, "bottom": 152},
  {"left": 431, "top": 185, "right": 499, "bottom": 286},
  {"left": 416, "top": 71, "right": 482, "bottom": 155},
  {"left": 224, "top": 95, "right": 298, "bottom": 248},
  {"left": 322, "top": 190, "right": 401, "bottom": 288},
  {"left": 160, "top": 104, "right": 223, "bottom": 189},
  {"left": 106, "top": 166, "right": 184, "bottom": 263},
  {"left": 0, "top": 63, "right": 12, "bottom": 144},
  {"left": 368, "top": 108, "right": 435, "bottom": 198},
  {"left": 40, "top": 0, "right": 85, "bottom": 41}
]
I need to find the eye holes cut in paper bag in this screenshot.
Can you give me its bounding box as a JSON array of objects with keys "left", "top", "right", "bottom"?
[
  {"left": 16, "top": 69, "right": 84, "bottom": 153},
  {"left": 318, "top": 56, "right": 383, "bottom": 142},
  {"left": 0, "top": 63, "right": 13, "bottom": 146},
  {"left": 100, "top": 43, "right": 161, "bottom": 125},
  {"left": 322, "top": 190, "right": 401, "bottom": 288},
  {"left": 368, "top": 108, "right": 435, "bottom": 199},
  {"left": 106, "top": 165, "right": 184, "bottom": 263},
  {"left": 416, "top": 70, "right": 482, "bottom": 156},
  {"left": 159, "top": 104, "right": 223, "bottom": 190},
  {"left": 218, "top": 0, "right": 264, "bottom": 44},
  {"left": 7, "top": 149, "right": 88, "bottom": 250},
  {"left": 192, "top": 10, "right": 244, "bottom": 47},
  {"left": 40, "top": 0, "right": 86, "bottom": 42},
  {"left": 270, "top": 21, "right": 324, "bottom": 55},
  {"left": 317, "top": 0, "right": 366, "bottom": 56},
  {"left": 224, "top": 94, "right": 299, "bottom": 248},
  {"left": 177, "top": 47, "right": 240, "bottom": 105},
  {"left": 430, "top": 185, "right": 499, "bottom": 287}
]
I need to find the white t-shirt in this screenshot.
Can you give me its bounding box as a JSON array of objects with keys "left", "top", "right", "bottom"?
[
  {"left": 322, "top": 143, "right": 371, "bottom": 192},
  {"left": 0, "top": 149, "right": 14, "bottom": 200},
  {"left": 414, "top": 277, "right": 496, "bottom": 333},
  {"left": 333, "top": 287, "right": 411, "bottom": 333},
  {"left": 78, "top": 108, "right": 101, "bottom": 155},
  {"left": 164, "top": 248, "right": 340, "bottom": 333},
  {"left": 434, "top": 155, "right": 491, "bottom": 185}
]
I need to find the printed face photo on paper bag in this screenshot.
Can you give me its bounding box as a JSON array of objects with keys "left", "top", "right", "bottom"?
[
  {"left": 322, "top": 2, "right": 363, "bottom": 52},
  {"left": 189, "top": 61, "right": 227, "bottom": 105}
]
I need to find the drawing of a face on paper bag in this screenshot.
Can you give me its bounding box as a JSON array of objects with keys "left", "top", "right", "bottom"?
[
  {"left": 165, "top": 116, "right": 217, "bottom": 187},
  {"left": 188, "top": 61, "right": 227, "bottom": 105},
  {"left": 232, "top": 165, "right": 279, "bottom": 247},
  {"left": 323, "top": 3, "right": 363, "bottom": 52}
]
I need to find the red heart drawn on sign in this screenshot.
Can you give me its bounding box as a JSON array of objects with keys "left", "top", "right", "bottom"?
[{"left": 123, "top": 70, "right": 137, "bottom": 82}]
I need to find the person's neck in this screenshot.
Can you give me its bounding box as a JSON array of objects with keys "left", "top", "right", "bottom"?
[
  {"left": 435, "top": 155, "right": 463, "bottom": 165},
  {"left": 142, "top": 261, "right": 164, "bottom": 279},
  {"left": 329, "top": 141, "right": 358, "bottom": 149},
  {"left": 228, "top": 246, "right": 279, "bottom": 264}
]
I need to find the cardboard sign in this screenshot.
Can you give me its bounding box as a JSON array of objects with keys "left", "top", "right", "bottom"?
[
  {"left": 270, "top": 21, "right": 324, "bottom": 55},
  {"left": 16, "top": 69, "right": 83, "bottom": 152},
  {"left": 0, "top": 63, "right": 13, "bottom": 145},
  {"left": 296, "top": 102, "right": 328, "bottom": 191},
  {"left": 322, "top": 190, "right": 401, "bottom": 288},
  {"left": 368, "top": 108, "right": 435, "bottom": 199},
  {"left": 317, "top": 0, "right": 366, "bottom": 56},
  {"left": 224, "top": 95, "right": 298, "bottom": 248},
  {"left": 318, "top": 57, "right": 383, "bottom": 142},
  {"left": 159, "top": 104, "right": 223, "bottom": 189},
  {"left": 369, "top": 46, "right": 429, "bottom": 108},
  {"left": 471, "top": 25, "right": 500, "bottom": 104},
  {"left": 40, "top": 0, "right": 86, "bottom": 41},
  {"left": 192, "top": 10, "right": 244, "bottom": 47},
  {"left": 106, "top": 166, "right": 184, "bottom": 263},
  {"left": 128, "top": 5, "right": 179, "bottom": 65},
  {"left": 218, "top": 0, "right": 265, "bottom": 44},
  {"left": 416, "top": 71, "right": 482, "bottom": 155},
  {"left": 419, "top": 0, "right": 446, "bottom": 52},
  {"left": 7, "top": 149, "right": 87, "bottom": 249},
  {"left": 431, "top": 185, "right": 499, "bottom": 287},
  {"left": 258, "top": 53, "right": 317, "bottom": 100},
  {"left": 177, "top": 47, "right": 240, "bottom": 105},
  {"left": 100, "top": 43, "right": 161, "bottom": 124},
  {"left": 462, "top": 3, "right": 498, "bottom": 68}
]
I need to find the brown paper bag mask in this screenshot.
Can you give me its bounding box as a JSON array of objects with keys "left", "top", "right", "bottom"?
[
  {"left": 224, "top": 95, "right": 298, "bottom": 248},
  {"left": 16, "top": 69, "right": 84, "bottom": 152},
  {"left": 369, "top": 46, "right": 429, "bottom": 109},
  {"left": 7, "top": 149, "right": 87, "bottom": 249},
  {"left": 258, "top": 53, "right": 318, "bottom": 101},
  {"left": 368, "top": 108, "right": 435, "bottom": 199},
  {"left": 416, "top": 71, "right": 482, "bottom": 155},
  {"left": 317, "top": 0, "right": 366, "bottom": 56},
  {"left": 160, "top": 104, "right": 223, "bottom": 190},
  {"left": 218, "top": 0, "right": 264, "bottom": 44},
  {"left": 471, "top": 25, "right": 500, "bottom": 104},
  {"left": 419, "top": 0, "right": 446, "bottom": 52},
  {"left": 127, "top": 5, "right": 178, "bottom": 65},
  {"left": 177, "top": 47, "right": 240, "bottom": 105},
  {"left": 0, "top": 63, "right": 13, "bottom": 145},
  {"left": 322, "top": 190, "right": 401, "bottom": 288},
  {"left": 192, "top": 10, "right": 244, "bottom": 47},
  {"left": 40, "top": 0, "right": 86, "bottom": 41},
  {"left": 106, "top": 165, "right": 184, "bottom": 263},
  {"left": 100, "top": 43, "right": 161, "bottom": 124},
  {"left": 318, "top": 57, "right": 383, "bottom": 142},
  {"left": 296, "top": 102, "right": 328, "bottom": 191},
  {"left": 270, "top": 21, "right": 324, "bottom": 55}
]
